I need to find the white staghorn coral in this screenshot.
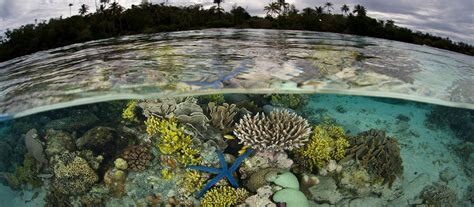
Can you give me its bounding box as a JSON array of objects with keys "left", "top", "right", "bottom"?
[{"left": 234, "top": 109, "right": 311, "bottom": 151}]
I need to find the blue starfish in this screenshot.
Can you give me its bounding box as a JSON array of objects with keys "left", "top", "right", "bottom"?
[{"left": 187, "top": 147, "right": 253, "bottom": 198}]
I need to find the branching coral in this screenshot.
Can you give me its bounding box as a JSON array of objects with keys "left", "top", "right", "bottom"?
[
  {"left": 208, "top": 102, "right": 237, "bottom": 132},
  {"left": 145, "top": 116, "right": 201, "bottom": 166},
  {"left": 234, "top": 109, "right": 311, "bottom": 151},
  {"left": 200, "top": 186, "right": 248, "bottom": 207},
  {"left": 181, "top": 170, "right": 206, "bottom": 195},
  {"left": 295, "top": 124, "right": 349, "bottom": 170},
  {"left": 344, "top": 129, "right": 403, "bottom": 186},
  {"left": 121, "top": 145, "right": 154, "bottom": 171},
  {"left": 122, "top": 100, "right": 138, "bottom": 122}
]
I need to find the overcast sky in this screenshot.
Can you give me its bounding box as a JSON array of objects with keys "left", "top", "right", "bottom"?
[{"left": 0, "top": 0, "right": 473, "bottom": 44}]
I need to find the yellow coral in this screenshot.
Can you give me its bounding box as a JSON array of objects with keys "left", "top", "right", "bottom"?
[
  {"left": 161, "top": 169, "right": 173, "bottom": 180},
  {"left": 122, "top": 100, "right": 138, "bottom": 122},
  {"left": 145, "top": 116, "right": 201, "bottom": 166},
  {"left": 182, "top": 170, "right": 206, "bottom": 194},
  {"left": 201, "top": 186, "right": 239, "bottom": 207},
  {"left": 296, "top": 124, "right": 350, "bottom": 169}
]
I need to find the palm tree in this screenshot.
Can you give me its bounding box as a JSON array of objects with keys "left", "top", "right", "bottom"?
[
  {"left": 79, "top": 4, "right": 89, "bottom": 16},
  {"left": 214, "top": 0, "right": 224, "bottom": 13},
  {"left": 341, "top": 4, "right": 349, "bottom": 15},
  {"left": 353, "top": 4, "right": 367, "bottom": 17},
  {"left": 323, "top": 2, "right": 333, "bottom": 14},
  {"left": 264, "top": 2, "right": 281, "bottom": 18},
  {"left": 315, "top": 6, "right": 324, "bottom": 15},
  {"left": 68, "top": 3, "right": 73, "bottom": 16},
  {"left": 277, "top": 0, "right": 289, "bottom": 15}
]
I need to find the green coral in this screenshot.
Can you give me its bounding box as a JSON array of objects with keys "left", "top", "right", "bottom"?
[
  {"left": 201, "top": 186, "right": 248, "bottom": 207},
  {"left": 296, "top": 124, "right": 350, "bottom": 169},
  {"left": 200, "top": 94, "right": 225, "bottom": 105},
  {"left": 122, "top": 100, "right": 138, "bottom": 122},
  {"left": 181, "top": 170, "right": 206, "bottom": 194},
  {"left": 13, "top": 153, "right": 43, "bottom": 188},
  {"left": 270, "top": 94, "right": 309, "bottom": 110},
  {"left": 145, "top": 116, "right": 201, "bottom": 166}
]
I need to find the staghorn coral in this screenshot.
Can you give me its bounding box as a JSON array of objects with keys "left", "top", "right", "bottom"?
[
  {"left": 234, "top": 109, "right": 311, "bottom": 151},
  {"left": 121, "top": 145, "right": 154, "bottom": 171},
  {"left": 52, "top": 153, "right": 99, "bottom": 195},
  {"left": 208, "top": 102, "right": 238, "bottom": 132},
  {"left": 295, "top": 124, "right": 349, "bottom": 170},
  {"left": 200, "top": 186, "right": 248, "bottom": 207},
  {"left": 122, "top": 100, "right": 139, "bottom": 122},
  {"left": 421, "top": 183, "right": 458, "bottom": 207},
  {"left": 269, "top": 94, "right": 309, "bottom": 110},
  {"left": 343, "top": 129, "right": 403, "bottom": 186},
  {"left": 145, "top": 116, "right": 201, "bottom": 166}
]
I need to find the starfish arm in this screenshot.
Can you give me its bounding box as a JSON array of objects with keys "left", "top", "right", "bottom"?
[
  {"left": 230, "top": 147, "right": 253, "bottom": 172},
  {"left": 187, "top": 165, "right": 221, "bottom": 174},
  {"left": 225, "top": 171, "right": 239, "bottom": 188},
  {"left": 217, "top": 150, "right": 228, "bottom": 169},
  {"left": 197, "top": 172, "right": 226, "bottom": 198}
]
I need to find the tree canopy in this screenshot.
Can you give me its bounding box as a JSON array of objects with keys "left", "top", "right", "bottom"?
[{"left": 0, "top": 2, "right": 472, "bottom": 62}]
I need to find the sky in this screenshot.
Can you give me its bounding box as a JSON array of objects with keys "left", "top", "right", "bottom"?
[{"left": 0, "top": 0, "right": 473, "bottom": 44}]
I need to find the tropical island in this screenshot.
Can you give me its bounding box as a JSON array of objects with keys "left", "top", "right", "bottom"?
[{"left": 0, "top": 0, "right": 473, "bottom": 62}]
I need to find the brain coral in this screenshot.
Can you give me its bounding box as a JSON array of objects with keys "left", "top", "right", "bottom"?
[
  {"left": 234, "top": 110, "right": 311, "bottom": 151},
  {"left": 344, "top": 129, "right": 403, "bottom": 186}
]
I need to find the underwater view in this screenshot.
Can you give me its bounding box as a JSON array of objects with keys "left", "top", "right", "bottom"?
[{"left": 0, "top": 2, "right": 473, "bottom": 206}]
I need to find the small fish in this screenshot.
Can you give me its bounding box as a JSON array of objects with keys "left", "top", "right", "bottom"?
[
  {"left": 238, "top": 146, "right": 249, "bottom": 155},
  {"left": 224, "top": 135, "right": 235, "bottom": 140}
]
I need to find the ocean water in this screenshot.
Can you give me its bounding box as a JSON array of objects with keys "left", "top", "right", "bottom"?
[{"left": 0, "top": 29, "right": 473, "bottom": 206}]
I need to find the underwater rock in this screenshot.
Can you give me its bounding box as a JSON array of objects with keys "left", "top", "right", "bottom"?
[
  {"left": 120, "top": 145, "right": 153, "bottom": 171},
  {"left": 44, "top": 129, "right": 76, "bottom": 158},
  {"left": 76, "top": 126, "right": 115, "bottom": 153},
  {"left": 390, "top": 173, "right": 430, "bottom": 206},
  {"left": 299, "top": 173, "right": 319, "bottom": 197},
  {"left": 104, "top": 169, "right": 127, "bottom": 197},
  {"left": 439, "top": 167, "right": 456, "bottom": 183},
  {"left": 348, "top": 197, "right": 387, "bottom": 207},
  {"left": 0, "top": 141, "right": 13, "bottom": 171},
  {"left": 45, "top": 111, "right": 99, "bottom": 132},
  {"left": 467, "top": 184, "right": 474, "bottom": 203},
  {"left": 245, "top": 168, "right": 280, "bottom": 192},
  {"left": 234, "top": 109, "right": 311, "bottom": 151},
  {"left": 308, "top": 176, "right": 342, "bottom": 204},
  {"left": 24, "top": 129, "right": 47, "bottom": 164},
  {"left": 245, "top": 185, "right": 276, "bottom": 207},
  {"left": 273, "top": 188, "right": 309, "bottom": 207},
  {"left": 420, "top": 182, "right": 458, "bottom": 207},
  {"left": 343, "top": 129, "right": 403, "bottom": 186}
]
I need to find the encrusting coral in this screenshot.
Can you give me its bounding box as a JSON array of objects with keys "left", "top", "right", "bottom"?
[
  {"left": 121, "top": 145, "right": 154, "bottom": 171},
  {"left": 234, "top": 109, "right": 311, "bottom": 151},
  {"left": 145, "top": 116, "right": 201, "bottom": 166},
  {"left": 343, "top": 129, "right": 403, "bottom": 186},
  {"left": 200, "top": 186, "right": 248, "bottom": 207},
  {"left": 52, "top": 153, "right": 99, "bottom": 195},
  {"left": 295, "top": 124, "right": 349, "bottom": 170}
]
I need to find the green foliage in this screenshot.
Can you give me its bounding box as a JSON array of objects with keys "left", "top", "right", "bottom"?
[
  {"left": 0, "top": 2, "right": 472, "bottom": 62},
  {"left": 14, "top": 153, "right": 43, "bottom": 188}
]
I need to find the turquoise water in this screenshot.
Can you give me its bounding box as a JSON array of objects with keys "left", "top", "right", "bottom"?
[
  {"left": 0, "top": 93, "right": 472, "bottom": 206},
  {"left": 0, "top": 29, "right": 473, "bottom": 206}
]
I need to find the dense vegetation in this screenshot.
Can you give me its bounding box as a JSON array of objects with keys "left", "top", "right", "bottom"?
[{"left": 0, "top": 1, "right": 472, "bottom": 62}]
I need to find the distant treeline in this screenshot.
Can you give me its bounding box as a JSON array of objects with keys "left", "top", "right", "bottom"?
[{"left": 0, "top": 2, "right": 473, "bottom": 62}]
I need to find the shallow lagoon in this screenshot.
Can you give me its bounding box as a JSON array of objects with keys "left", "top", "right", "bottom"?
[{"left": 0, "top": 93, "right": 472, "bottom": 206}]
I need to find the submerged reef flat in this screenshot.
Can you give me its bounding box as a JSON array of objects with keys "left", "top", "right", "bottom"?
[{"left": 0, "top": 93, "right": 472, "bottom": 206}]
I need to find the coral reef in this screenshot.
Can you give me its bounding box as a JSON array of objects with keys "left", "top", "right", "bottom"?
[
  {"left": 208, "top": 102, "right": 237, "bottom": 133},
  {"left": 51, "top": 152, "right": 100, "bottom": 195},
  {"left": 45, "top": 111, "right": 99, "bottom": 132},
  {"left": 145, "top": 116, "right": 201, "bottom": 166},
  {"left": 200, "top": 186, "right": 248, "bottom": 207},
  {"left": 75, "top": 126, "right": 115, "bottom": 154},
  {"left": 199, "top": 94, "right": 225, "bottom": 105},
  {"left": 10, "top": 153, "right": 43, "bottom": 189},
  {"left": 425, "top": 106, "right": 474, "bottom": 142},
  {"left": 44, "top": 129, "right": 76, "bottom": 158},
  {"left": 122, "top": 100, "right": 139, "bottom": 122},
  {"left": 121, "top": 145, "right": 153, "bottom": 171},
  {"left": 104, "top": 168, "right": 127, "bottom": 197},
  {"left": 343, "top": 129, "right": 403, "bottom": 186},
  {"left": 188, "top": 148, "right": 253, "bottom": 197},
  {"left": 234, "top": 110, "right": 311, "bottom": 151},
  {"left": 269, "top": 94, "right": 309, "bottom": 110},
  {"left": 295, "top": 124, "right": 349, "bottom": 170},
  {"left": 420, "top": 183, "right": 458, "bottom": 207}
]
